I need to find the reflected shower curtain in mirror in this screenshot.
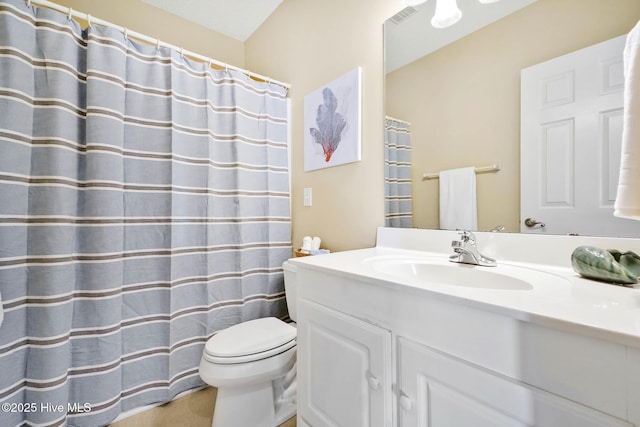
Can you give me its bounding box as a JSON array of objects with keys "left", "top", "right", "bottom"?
[
  {"left": 0, "top": 0, "right": 291, "bottom": 425},
  {"left": 384, "top": 117, "right": 413, "bottom": 227}
]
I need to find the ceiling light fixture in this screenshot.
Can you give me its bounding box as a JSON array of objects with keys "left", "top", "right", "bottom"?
[
  {"left": 403, "top": 0, "right": 501, "bottom": 29},
  {"left": 431, "top": 0, "right": 462, "bottom": 28}
]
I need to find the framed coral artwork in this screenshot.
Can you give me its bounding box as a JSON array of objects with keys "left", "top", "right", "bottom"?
[{"left": 303, "top": 67, "right": 362, "bottom": 171}]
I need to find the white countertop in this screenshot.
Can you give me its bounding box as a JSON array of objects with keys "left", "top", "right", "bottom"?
[{"left": 290, "top": 228, "right": 640, "bottom": 348}]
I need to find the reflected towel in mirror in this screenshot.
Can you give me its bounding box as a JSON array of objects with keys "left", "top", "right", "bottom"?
[
  {"left": 615, "top": 19, "right": 640, "bottom": 220},
  {"left": 439, "top": 167, "right": 478, "bottom": 231}
]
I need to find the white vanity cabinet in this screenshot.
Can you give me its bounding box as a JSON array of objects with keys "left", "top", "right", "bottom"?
[
  {"left": 294, "top": 259, "right": 640, "bottom": 427},
  {"left": 397, "top": 337, "right": 630, "bottom": 427},
  {"left": 297, "top": 299, "right": 393, "bottom": 427}
]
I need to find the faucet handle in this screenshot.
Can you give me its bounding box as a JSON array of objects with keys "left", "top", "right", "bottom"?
[{"left": 457, "top": 230, "right": 476, "bottom": 244}]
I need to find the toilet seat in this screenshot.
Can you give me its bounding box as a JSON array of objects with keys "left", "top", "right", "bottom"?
[{"left": 204, "top": 317, "right": 296, "bottom": 364}]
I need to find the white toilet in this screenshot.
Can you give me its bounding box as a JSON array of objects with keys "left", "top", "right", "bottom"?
[{"left": 199, "top": 261, "right": 298, "bottom": 427}]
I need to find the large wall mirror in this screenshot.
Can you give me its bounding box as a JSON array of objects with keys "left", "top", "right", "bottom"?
[{"left": 384, "top": 0, "right": 640, "bottom": 237}]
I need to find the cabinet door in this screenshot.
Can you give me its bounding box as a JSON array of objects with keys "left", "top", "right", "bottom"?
[
  {"left": 397, "top": 337, "right": 632, "bottom": 427},
  {"left": 298, "top": 299, "right": 393, "bottom": 427}
]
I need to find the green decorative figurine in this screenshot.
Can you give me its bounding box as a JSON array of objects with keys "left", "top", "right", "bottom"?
[{"left": 571, "top": 246, "right": 640, "bottom": 285}]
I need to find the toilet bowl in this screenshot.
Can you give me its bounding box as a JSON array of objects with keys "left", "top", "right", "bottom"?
[{"left": 199, "top": 261, "right": 298, "bottom": 427}]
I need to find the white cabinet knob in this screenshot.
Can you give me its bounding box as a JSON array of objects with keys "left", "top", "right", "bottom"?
[
  {"left": 366, "top": 372, "right": 380, "bottom": 390},
  {"left": 399, "top": 394, "right": 413, "bottom": 411}
]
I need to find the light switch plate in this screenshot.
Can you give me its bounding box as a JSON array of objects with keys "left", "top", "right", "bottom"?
[{"left": 304, "top": 187, "right": 312, "bottom": 206}]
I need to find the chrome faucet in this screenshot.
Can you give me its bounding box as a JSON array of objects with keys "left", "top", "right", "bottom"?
[{"left": 449, "top": 230, "right": 496, "bottom": 267}]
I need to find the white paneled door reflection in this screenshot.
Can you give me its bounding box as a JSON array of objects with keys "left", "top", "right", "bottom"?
[{"left": 521, "top": 34, "right": 640, "bottom": 237}]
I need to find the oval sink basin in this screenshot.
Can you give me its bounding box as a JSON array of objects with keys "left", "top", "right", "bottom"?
[{"left": 364, "top": 256, "right": 566, "bottom": 291}]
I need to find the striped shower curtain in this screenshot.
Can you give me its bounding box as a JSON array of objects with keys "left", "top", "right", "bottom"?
[
  {"left": 0, "top": 1, "right": 291, "bottom": 426},
  {"left": 384, "top": 117, "right": 413, "bottom": 228}
]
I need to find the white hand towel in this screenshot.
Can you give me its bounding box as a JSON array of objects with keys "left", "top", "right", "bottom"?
[
  {"left": 615, "top": 20, "right": 640, "bottom": 220},
  {"left": 439, "top": 167, "right": 478, "bottom": 231}
]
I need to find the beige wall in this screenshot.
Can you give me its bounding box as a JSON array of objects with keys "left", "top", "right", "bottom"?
[
  {"left": 245, "top": 0, "right": 405, "bottom": 252},
  {"left": 48, "top": 0, "right": 244, "bottom": 67},
  {"left": 386, "top": 0, "right": 640, "bottom": 233}
]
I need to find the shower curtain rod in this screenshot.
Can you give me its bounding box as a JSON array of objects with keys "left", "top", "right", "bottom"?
[
  {"left": 25, "top": 0, "right": 291, "bottom": 90},
  {"left": 385, "top": 115, "right": 411, "bottom": 126}
]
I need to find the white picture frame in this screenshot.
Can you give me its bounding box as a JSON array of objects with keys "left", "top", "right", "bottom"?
[{"left": 303, "top": 67, "right": 362, "bottom": 171}]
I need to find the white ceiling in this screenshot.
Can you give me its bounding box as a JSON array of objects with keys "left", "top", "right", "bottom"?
[
  {"left": 385, "top": 0, "right": 537, "bottom": 73},
  {"left": 141, "top": 0, "right": 284, "bottom": 42}
]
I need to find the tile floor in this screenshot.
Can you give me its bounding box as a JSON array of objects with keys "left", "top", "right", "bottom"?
[{"left": 108, "top": 387, "right": 296, "bottom": 427}]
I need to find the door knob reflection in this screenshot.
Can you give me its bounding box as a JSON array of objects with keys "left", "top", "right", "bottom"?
[{"left": 524, "top": 218, "right": 545, "bottom": 228}]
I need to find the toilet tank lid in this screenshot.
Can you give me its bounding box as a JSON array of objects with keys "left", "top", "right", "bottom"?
[
  {"left": 205, "top": 317, "right": 296, "bottom": 358},
  {"left": 283, "top": 260, "right": 296, "bottom": 272}
]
